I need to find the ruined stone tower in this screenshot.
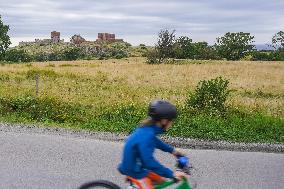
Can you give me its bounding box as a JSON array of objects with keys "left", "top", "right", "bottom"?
[
  {"left": 97, "top": 33, "right": 116, "bottom": 41},
  {"left": 51, "top": 31, "right": 60, "bottom": 43}
]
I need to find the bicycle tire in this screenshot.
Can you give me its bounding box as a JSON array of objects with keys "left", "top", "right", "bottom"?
[{"left": 79, "top": 180, "right": 121, "bottom": 189}]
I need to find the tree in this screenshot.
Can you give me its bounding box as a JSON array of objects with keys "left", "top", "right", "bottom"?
[
  {"left": 215, "top": 32, "right": 255, "bottom": 60},
  {"left": 0, "top": 15, "right": 11, "bottom": 60},
  {"left": 146, "top": 48, "right": 160, "bottom": 64},
  {"left": 4, "top": 48, "right": 32, "bottom": 62},
  {"left": 156, "top": 29, "right": 176, "bottom": 63},
  {"left": 272, "top": 31, "right": 284, "bottom": 49},
  {"left": 192, "top": 42, "right": 209, "bottom": 59},
  {"left": 174, "top": 36, "right": 193, "bottom": 59}
]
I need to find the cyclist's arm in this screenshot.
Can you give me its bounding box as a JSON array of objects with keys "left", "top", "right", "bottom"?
[
  {"left": 138, "top": 135, "right": 174, "bottom": 178},
  {"left": 155, "top": 137, "right": 174, "bottom": 153}
]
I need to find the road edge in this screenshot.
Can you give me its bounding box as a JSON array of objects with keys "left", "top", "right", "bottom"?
[{"left": 0, "top": 122, "right": 283, "bottom": 153}]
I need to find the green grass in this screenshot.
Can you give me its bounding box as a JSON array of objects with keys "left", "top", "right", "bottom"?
[{"left": 0, "top": 95, "right": 283, "bottom": 143}]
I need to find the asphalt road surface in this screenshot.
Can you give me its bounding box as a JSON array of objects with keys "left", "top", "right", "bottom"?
[{"left": 0, "top": 130, "right": 283, "bottom": 189}]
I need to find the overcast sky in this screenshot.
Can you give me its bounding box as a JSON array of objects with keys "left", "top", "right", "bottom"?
[{"left": 1, "top": 0, "right": 283, "bottom": 46}]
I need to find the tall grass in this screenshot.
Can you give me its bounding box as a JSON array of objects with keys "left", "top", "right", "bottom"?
[{"left": 0, "top": 58, "right": 283, "bottom": 143}]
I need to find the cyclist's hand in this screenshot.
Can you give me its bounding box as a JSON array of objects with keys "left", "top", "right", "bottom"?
[
  {"left": 172, "top": 148, "right": 185, "bottom": 157},
  {"left": 174, "top": 171, "right": 187, "bottom": 181}
]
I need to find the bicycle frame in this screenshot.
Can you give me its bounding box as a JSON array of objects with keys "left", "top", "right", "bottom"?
[{"left": 154, "top": 178, "right": 192, "bottom": 189}]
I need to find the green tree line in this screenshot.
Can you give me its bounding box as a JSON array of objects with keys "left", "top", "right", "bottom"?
[{"left": 147, "top": 30, "right": 284, "bottom": 64}]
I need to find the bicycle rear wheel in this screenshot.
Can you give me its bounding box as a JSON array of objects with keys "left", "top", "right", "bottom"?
[{"left": 79, "top": 180, "right": 121, "bottom": 189}]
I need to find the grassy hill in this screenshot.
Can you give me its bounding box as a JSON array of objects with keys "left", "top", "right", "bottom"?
[{"left": 6, "top": 41, "right": 149, "bottom": 62}]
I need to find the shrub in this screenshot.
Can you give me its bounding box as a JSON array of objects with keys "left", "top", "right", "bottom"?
[
  {"left": 187, "top": 77, "right": 230, "bottom": 114},
  {"left": 271, "top": 48, "right": 284, "bottom": 61},
  {"left": 252, "top": 49, "right": 284, "bottom": 61},
  {"left": 113, "top": 50, "right": 128, "bottom": 59},
  {"left": 34, "top": 53, "right": 49, "bottom": 62},
  {"left": 139, "top": 44, "right": 147, "bottom": 50},
  {"left": 62, "top": 47, "right": 83, "bottom": 61},
  {"left": 4, "top": 48, "right": 33, "bottom": 62},
  {"left": 146, "top": 48, "right": 160, "bottom": 64},
  {"left": 252, "top": 51, "right": 272, "bottom": 61},
  {"left": 97, "top": 51, "right": 111, "bottom": 60},
  {"left": 47, "top": 52, "right": 64, "bottom": 61}
]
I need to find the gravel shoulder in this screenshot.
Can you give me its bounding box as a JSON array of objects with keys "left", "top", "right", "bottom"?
[{"left": 0, "top": 122, "right": 283, "bottom": 153}]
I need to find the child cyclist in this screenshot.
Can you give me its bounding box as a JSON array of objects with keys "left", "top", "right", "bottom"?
[{"left": 118, "top": 100, "right": 187, "bottom": 189}]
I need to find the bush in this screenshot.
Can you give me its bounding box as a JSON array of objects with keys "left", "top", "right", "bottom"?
[
  {"left": 34, "top": 53, "right": 49, "bottom": 62},
  {"left": 62, "top": 47, "right": 83, "bottom": 61},
  {"left": 271, "top": 48, "right": 284, "bottom": 61},
  {"left": 139, "top": 44, "right": 147, "bottom": 50},
  {"left": 4, "top": 48, "right": 33, "bottom": 62},
  {"left": 252, "top": 49, "right": 284, "bottom": 61},
  {"left": 187, "top": 77, "right": 230, "bottom": 114},
  {"left": 146, "top": 49, "right": 160, "bottom": 64},
  {"left": 47, "top": 52, "right": 64, "bottom": 61},
  {"left": 113, "top": 50, "right": 128, "bottom": 59},
  {"left": 252, "top": 51, "right": 272, "bottom": 61}
]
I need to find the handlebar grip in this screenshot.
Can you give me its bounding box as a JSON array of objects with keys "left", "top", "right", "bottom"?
[{"left": 173, "top": 177, "right": 179, "bottom": 183}]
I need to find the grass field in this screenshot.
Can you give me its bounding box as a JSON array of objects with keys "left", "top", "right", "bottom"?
[{"left": 0, "top": 58, "right": 283, "bottom": 143}]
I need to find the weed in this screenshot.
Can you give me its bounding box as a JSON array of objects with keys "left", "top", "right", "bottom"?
[
  {"left": 0, "top": 73, "right": 10, "bottom": 81},
  {"left": 26, "top": 69, "right": 59, "bottom": 79},
  {"left": 47, "top": 63, "right": 56, "bottom": 67}
]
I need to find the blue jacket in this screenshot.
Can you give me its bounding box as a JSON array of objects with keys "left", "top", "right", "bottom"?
[{"left": 118, "top": 125, "right": 174, "bottom": 179}]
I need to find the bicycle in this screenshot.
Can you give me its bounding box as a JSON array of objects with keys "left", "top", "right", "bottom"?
[{"left": 79, "top": 156, "right": 195, "bottom": 189}]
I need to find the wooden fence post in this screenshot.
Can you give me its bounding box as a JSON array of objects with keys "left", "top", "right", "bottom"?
[{"left": 35, "top": 74, "right": 39, "bottom": 96}]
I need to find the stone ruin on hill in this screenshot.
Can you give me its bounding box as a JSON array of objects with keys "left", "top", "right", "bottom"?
[
  {"left": 51, "top": 31, "right": 60, "bottom": 43},
  {"left": 19, "top": 31, "right": 64, "bottom": 46},
  {"left": 96, "top": 33, "right": 123, "bottom": 42},
  {"left": 70, "top": 34, "right": 86, "bottom": 45},
  {"left": 19, "top": 31, "right": 124, "bottom": 46}
]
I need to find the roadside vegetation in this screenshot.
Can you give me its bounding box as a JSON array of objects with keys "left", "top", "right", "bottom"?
[{"left": 0, "top": 58, "right": 283, "bottom": 143}]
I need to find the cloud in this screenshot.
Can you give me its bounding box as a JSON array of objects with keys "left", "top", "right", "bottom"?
[{"left": 0, "top": 0, "right": 283, "bottom": 46}]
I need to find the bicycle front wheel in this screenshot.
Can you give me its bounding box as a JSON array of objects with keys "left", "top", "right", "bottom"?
[{"left": 79, "top": 180, "right": 121, "bottom": 189}]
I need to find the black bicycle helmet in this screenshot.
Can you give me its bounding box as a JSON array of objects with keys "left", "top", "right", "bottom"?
[{"left": 148, "top": 100, "right": 177, "bottom": 121}]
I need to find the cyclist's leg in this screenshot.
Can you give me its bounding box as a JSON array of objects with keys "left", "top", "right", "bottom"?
[
  {"left": 126, "top": 172, "right": 165, "bottom": 189},
  {"left": 147, "top": 172, "right": 166, "bottom": 185},
  {"left": 127, "top": 176, "right": 153, "bottom": 189}
]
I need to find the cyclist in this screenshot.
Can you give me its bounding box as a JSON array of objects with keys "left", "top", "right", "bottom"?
[{"left": 118, "top": 100, "right": 187, "bottom": 189}]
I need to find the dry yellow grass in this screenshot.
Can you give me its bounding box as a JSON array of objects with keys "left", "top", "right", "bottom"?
[{"left": 0, "top": 57, "right": 283, "bottom": 116}]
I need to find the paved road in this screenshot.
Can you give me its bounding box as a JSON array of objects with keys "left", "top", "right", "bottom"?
[{"left": 0, "top": 131, "right": 284, "bottom": 189}]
